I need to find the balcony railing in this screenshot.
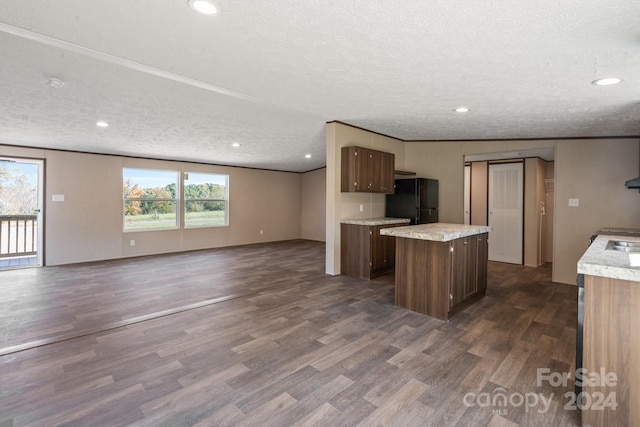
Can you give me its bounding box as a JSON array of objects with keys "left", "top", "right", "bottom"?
[{"left": 0, "top": 215, "right": 37, "bottom": 259}]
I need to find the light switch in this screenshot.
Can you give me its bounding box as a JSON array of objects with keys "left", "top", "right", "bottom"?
[
  {"left": 359, "top": 204, "right": 364, "bottom": 212},
  {"left": 52, "top": 194, "right": 65, "bottom": 202},
  {"left": 568, "top": 198, "right": 579, "bottom": 207}
]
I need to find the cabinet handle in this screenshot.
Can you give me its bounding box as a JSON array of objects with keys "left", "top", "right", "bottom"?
[
  {"left": 464, "top": 241, "right": 468, "bottom": 245},
  {"left": 450, "top": 246, "right": 454, "bottom": 252},
  {"left": 449, "top": 293, "right": 453, "bottom": 300}
]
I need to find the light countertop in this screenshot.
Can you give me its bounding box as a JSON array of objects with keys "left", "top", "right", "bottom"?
[
  {"left": 578, "top": 234, "right": 640, "bottom": 282},
  {"left": 380, "top": 223, "right": 492, "bottom": 242},
  {"left": 340, "top": 217, "right": 411, "bottom": 226}
]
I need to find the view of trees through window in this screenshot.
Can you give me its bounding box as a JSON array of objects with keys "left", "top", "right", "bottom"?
[
  {"left": 184, "top": 172, "right": 228, "bottom": 228},
  {"left": 123, "top": 169, "right": 179, "bottom": 231},
  {"left": 122, "top": 169, "right": 228, "bottom": 231},
  {"left": 0, "top": 161, "right": 39, "bottom": 256},
  {"left": 0, "top": 161, "right": 38, "bottom": 215}
]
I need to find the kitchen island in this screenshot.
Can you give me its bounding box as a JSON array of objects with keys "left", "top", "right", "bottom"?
[
  {"left": 577, "top": 233, "right": 640, "bottom": 427},
  {"left": 381, "top": 223, "right": 492, "bottom": 320}
]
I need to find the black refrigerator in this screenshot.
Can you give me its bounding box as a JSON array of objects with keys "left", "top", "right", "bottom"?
[{"left": 385, "top": 178, "right": 438, "bottom": 224}]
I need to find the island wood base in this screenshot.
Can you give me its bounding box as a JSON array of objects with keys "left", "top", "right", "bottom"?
[{"left": 394, "top": 233, "right": 488, "bottom": 320}]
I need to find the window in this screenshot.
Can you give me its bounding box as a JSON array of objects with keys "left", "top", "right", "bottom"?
[
  {"left": 123, "top": 168, "right": 179, "bottom": 231},
  {"left": 184, "top": 172, "right": 228, "bottom": 228}
]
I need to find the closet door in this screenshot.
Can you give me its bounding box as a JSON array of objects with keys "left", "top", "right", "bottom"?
[{"left": 488, "top": 163, "right": 523, "bottom": 264}]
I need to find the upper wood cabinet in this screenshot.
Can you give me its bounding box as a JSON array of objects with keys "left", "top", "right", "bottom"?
[{"left": 341, "top": 146, "right": 395, "bottom": 193}]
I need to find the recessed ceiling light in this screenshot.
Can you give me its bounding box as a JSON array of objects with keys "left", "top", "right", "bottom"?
[
  {"left": 96, "top": 121, "right": 109, "bottom": 128},
  {"left": 305, "top": 154, "right": 312, "bottom": 159},
  {"left": 592, "top": 77, "right": 622, "bottom": 86},
  {"left": 232, "top": 143, "right": 241, "bottom": 148},
  {"left": 188, "top": 0, "right": 218, "bottom": 15},
  {"left": 47, "top": 77, "right": 65, "bottom": 89},
  {"left": 454, "top": 106, "right": 470, "bottom": 113}
]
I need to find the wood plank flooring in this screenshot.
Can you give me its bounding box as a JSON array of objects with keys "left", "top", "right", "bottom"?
[{"left": 0, "top": 240, "right": 580, "bottom": 426}]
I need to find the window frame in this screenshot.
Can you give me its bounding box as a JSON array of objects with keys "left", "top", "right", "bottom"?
[
  {"left": 183, "top": 172, "right": 229, "bottom": 229},
  {"left": 122, "top": 168, "right": 180, "bottom": 232}
]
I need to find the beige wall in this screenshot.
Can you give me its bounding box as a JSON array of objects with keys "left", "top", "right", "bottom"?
[
  {"left": 0, "top": 144, "right": 303, "bottom": 266},
  {"left": 326, "top": 122, "right": 405, "bottom": 274},
  {"left": 301, "top": 167, "right": 326, "bottom": 241},
  {"left": 554, "top": 139, "right": 640, "bottom": 283},
  {"left": 323, "top": 126, "right": 638, "bottom": 284},
  {"left": 470, "top": 161, "right": 488, "bottom": 225},
  {"left": 402, "top": 138, "right": 640, "bottom": 284}
]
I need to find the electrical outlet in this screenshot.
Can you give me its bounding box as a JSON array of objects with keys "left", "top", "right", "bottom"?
[
  {"left": 359, "top": 204, "right": 364, "bottom": 212},
  {"left": 568, "top": 198, "right": 580, "bottom": 207},
  {"left": 130, "top": 239, "right": 135, "bottom": 246},
  {"left": 260, "top": 229, "right": 263, "bottom": 235}
]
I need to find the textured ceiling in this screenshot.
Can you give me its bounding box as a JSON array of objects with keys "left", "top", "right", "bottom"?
[{"left": 0, "top": 0, "right": 639, "bottom": 172}]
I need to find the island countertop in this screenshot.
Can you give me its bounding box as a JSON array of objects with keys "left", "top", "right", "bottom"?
[
  {"left": 340, "top": 217, "right": 411, "bottom": 226},
  {"left": 578, "top": 234, "right": 640, "bottom": 282},
  {"left": 380, "top": 223, "right": 493, "bottom": 242}
]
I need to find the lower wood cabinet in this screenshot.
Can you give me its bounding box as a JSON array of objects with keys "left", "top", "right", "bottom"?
[
  {"left": 582, "top": 274, "right": 639, "bottom": 427},
  {"left": 341, "top": 223, "right": 403, "bottom": 279},
  {"left": 395, "top": 233, "right": 488, "bottom": 319}
]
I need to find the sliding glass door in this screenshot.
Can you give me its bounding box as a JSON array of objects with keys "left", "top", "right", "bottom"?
[{"left": 0, "top": 157, "right": 43, "bottom": 268}]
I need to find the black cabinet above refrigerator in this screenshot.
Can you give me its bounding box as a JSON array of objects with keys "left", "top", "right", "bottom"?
[{"left": 385, "top": 178, "right": 439, "bottom": 225}]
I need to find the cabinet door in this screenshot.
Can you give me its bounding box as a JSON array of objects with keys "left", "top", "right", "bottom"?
[
  {"left": 370, "top": 226, "right": 385, "bottom": 271},
  {"left": 450, "top": 238, "right": 467, "bottom": 307},
  {"left": 371, "top": 225, "right": 401, "bottom": 273},
  {"left": 377, "top": 151, "right": 395, "bottom": 193},
  {"left": 384, "top": 231, "right": 396, "bottom": 268},
  {"left": 476, "top": 233, "right": 488, "bottom": 291},
  {"left": 463, "top": 235, "right": 478, "bottom": 299},
  {"left": 341, "top": 146, "right": 370, "bottom": 192},
  {"left": 371, "top": 226, "right": 394, "bottom": 268},
  {"left": 340, "top": 223, "right": 371, "bottom": 279},
  {"left": 341, "top": 146, "right": 394, "bottom": 194},
  {"left": 363, "top": 148, "right": 375, "bottom": 192}
]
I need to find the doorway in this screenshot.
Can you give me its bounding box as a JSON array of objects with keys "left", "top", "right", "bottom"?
[
  {"left": 0, "top": 157, "right": 44, "bottom": 268},
  {"left": 464, "top": 148, "right": 555, "bottom": 269}
]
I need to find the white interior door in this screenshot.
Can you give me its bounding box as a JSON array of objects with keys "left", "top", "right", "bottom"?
[
  {"left": 488, "top": 163, "right": 523, "bottom": 264},
  {"left": 464, "top": 165, "right": 470, "bottom": 225}
]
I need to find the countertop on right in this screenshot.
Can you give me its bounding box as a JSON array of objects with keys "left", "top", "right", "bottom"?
[{"left": 578, "top": 234, "right": 640, "bottom": 282}]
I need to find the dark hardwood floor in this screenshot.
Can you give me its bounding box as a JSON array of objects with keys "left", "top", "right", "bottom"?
[{"left": 0, "top": 240, "right": 579, "bottom": 426}]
